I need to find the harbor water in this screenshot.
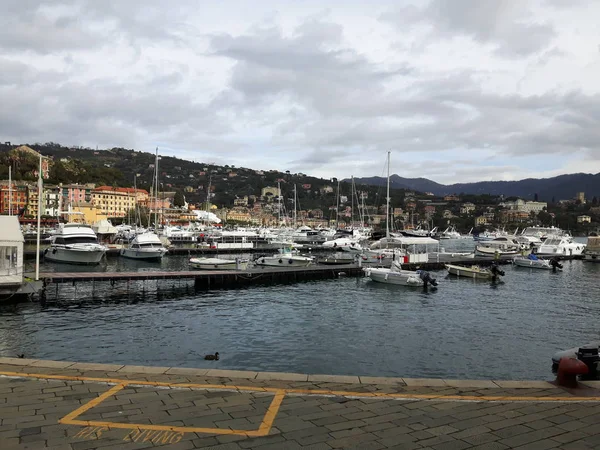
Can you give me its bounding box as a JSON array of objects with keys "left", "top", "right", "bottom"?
[{"left": 0, "top": 239, "right": 598, "bottom": 381}]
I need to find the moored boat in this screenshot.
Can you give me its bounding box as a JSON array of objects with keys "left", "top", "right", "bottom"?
[
  {"left": 584, "top": 235, "right": 600, "bottom": 262},
  {"left": 364, "top": 262, "right": 437, "bottom": 287},
  {"left": 445, "top": 263, "right": 504, "bottom": 280},
  {"left": 513, "top": 254, "right": 562, "bottom": 270},
  {"left": 120, "top": 232, "right": 168, "bottom": 261},
  {"left": 254, "top": 248, "right": 313, "bottom": 267},
  {"left": 44, "top": 223, "right": 107, "bottom": 265},
  {"left": 189, "top": 257, "right": 249, "bottom": 270}
]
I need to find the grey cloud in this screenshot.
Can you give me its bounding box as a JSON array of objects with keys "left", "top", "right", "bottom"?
[{"left": 384, "top": 0, "right": 556, "bottom": 57}]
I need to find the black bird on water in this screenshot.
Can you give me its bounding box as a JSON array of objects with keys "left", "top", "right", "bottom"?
[
  {"left": 17, "top": 354, "right": 25, "bottom": 359},
  {"left": 204, "top": 352, "right": 219, "bottom": 361}
]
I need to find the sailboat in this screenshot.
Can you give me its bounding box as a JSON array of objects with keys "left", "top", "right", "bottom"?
[
  {"left": 363, "top": 152, "right": 436, "bottom": 286},
  {"left": 120, "top": 149, "right": 168, "bottom": 261}
]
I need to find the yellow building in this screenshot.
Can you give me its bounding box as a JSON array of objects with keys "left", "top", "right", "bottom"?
[
  {"left": 64, "top": 203, "right": 108, "bottom": 224},
  {"left": 25, "top": 185, "right": 41, "bottom": 218},
  {"left": 91, "top": 186, "right": 149, "bottom": 218}
]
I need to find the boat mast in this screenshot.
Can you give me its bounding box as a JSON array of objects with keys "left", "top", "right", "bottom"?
[
  {"left": 335, "top": 179, "right": 340, "bottom": 230},
  {"left": 154, "top": 147, "right": 159, "bottom": 229},
  {"left": 8, "top": 166, "right": 11, "bottom": 216},
  {"left": 351, "top": 176, "right": 355, "bottom": 230},
  {"left": 35, "top": 154, "right": 42, "bottom": 281},
  {"left": 386, "top": 151, "right": 390, "bottom": 239},
  {"left": 293, "top": 184, "right": 297, "bottom": 228},
  {"left": 277, "top": 181, "right": 281, "bottom": 225}
]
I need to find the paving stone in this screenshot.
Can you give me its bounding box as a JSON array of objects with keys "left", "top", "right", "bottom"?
[
  {"left": 117, "top": 365, "right": 171, "bottom": 374},
  {"left": 256, "top": 372, "right": 308, "bottom": 382},
  {"left": 308, "top": 374, "right": 361, "bottom": 384},
  {"left": 205, "top": 369, "right": 258, "bottom": 379}
]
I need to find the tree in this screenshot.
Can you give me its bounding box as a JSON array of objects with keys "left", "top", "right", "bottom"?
[{"left": 173, "top": 190, "right": 185, "bottom": 207}]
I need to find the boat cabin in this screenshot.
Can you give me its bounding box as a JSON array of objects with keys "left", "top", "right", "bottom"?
[{"left": 0, "top": 216, "right": 24, "bottom": 286}]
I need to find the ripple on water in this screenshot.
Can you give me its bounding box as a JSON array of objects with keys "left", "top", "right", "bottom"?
[{"left": 2, "top": 251, "right": 599, "bottom": 379}]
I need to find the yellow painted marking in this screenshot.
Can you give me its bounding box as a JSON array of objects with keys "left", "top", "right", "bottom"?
[
  {"left": 257, "top": 390, "right": 286, "bottom": 435},
  {"left": 2, "top": 370, "right": 600, "bottom": 404},
  {"left": 60, "top": 383, "right": 126, "bottom": 425}
]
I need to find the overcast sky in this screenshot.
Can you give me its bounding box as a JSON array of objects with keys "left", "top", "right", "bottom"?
[{"left": 1, "top": 0, "right": 600, "bottom": 184}]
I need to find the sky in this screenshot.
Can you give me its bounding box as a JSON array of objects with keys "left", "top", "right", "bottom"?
[{"left": 1, "top": 0, "right": 600, "bottom": 184}]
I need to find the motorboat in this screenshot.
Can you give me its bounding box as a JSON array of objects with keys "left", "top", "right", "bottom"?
[
  {"left": 322, "top": 237, "right": 362, "bottom": 253},
  {"left": 189, "top": 257, "right": 249, "bottom": 270},
  {"left": 536, "top": 236, "right": 586, "bottom": 256},
  {"left": 513, "top": 254, "right": 562, "bottom": 270},
  {"left": 254, "top": 248, "right": 313, "bottom": 267},
  {"left": 475, "top": 236, "right": 522, "bottom": 257},
  {"left": 399, "top": 225, "right": 436, "bottom": 238},
  {"left": 317, "top": 253, "right": 355, "bottom": 265},
  {"left": 120, "top": 232, "right": 168, "bottom": 261},
  {"left": 445, "top": 263, "right": 504, "bottom": 280},
  {"left": 291, "top": 226, "right": 327, "bottom": 244},
  {"left": 438, "top": 226, "right": 461, "bottom": 240},
  {"left": 364, "top": 261, "right": 437, "bottom": 287},
  {"left": 584, "top": 235, "right": 600, "bottom": 262},
  {"left": 44, "top": 223, "right": 107, "bottom": 265}
]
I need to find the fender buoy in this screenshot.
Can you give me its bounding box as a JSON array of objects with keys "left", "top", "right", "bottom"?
[
  {"left": 278, "top": 259, "right": 283, "bottom": 264},
  {"left": 288, "top": 259, "right": 293, "bottom": 264},
  {"left": 52, "top": 248, "right": 57, "bottom": 254}
]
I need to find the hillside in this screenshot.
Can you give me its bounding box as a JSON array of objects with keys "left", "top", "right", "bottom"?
[
  {"left": 0, "top": 142, "right": 395, "bottom": 212},
  {"left": 349, "top": 173, "right": 600, "bottom": 201}
]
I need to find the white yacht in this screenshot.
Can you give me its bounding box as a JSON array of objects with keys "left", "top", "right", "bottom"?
[
  {"left": 475, "top": 236, "right": 523, "bottom": 257},
  {"left": 44, "top": 223, "right": 107, "bottom": 265},
  {"left": 536, "top": 236, "right": 586, "bottom": 256},
  {"left": 120, "top": 232, "right": 168, "bottom": 261},
  {"left": 255, "top": 248, "right": 313, "bottom": 267},
  {"left": 438, "top": 226, "right": 461, "bottom": 240},
  {"left": 322, "top": 237, "right": 362, "bottom": 252}
]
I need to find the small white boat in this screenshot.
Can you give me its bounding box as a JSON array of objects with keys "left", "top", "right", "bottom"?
[
  {"left": 475, "top": 245, "right": 520, "bottom": 257},
  {"left": 189, "top": 257, "right": 249, "bottom": 270},
  {"left": 44, "top": 223, "right": 107, "bottom": 265},
  {"left": 120, "top": 232, "right": 168, "bottom": 261},
  {"left": 513, "top": 255, "right": 562, "bottom": 270},
  {"left": 364, "top": 262, "right": 437, "bottom": 287},
  {"left": 255, "top": 248, "right": 313, "bottom": 267},
  {"left": 446, "top": 263, "right": 504, "bottom": 280}
]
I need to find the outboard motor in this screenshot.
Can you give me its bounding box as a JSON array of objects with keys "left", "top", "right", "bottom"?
[
  {"left": 550, "top": 257, "right": 563, "bottom": 271},
  {"left": 418, "top": 270, "right": 438, "bottom": 288},
  {"left": 577, "top": 346, "right": 600, "bottom": 379},
  {"left": 490, "top": 263, "right": 505, "bottom": 281}
]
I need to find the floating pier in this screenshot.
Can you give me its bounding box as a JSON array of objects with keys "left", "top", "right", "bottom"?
[{"left": 38, "top": 264, "right": 364, "bottom": 289}]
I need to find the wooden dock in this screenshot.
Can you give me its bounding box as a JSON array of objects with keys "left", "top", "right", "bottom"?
[{"left": 38, "top": 264, "right": 364, "bottom": 288}]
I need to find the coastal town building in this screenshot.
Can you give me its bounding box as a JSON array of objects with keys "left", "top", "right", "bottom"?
[
  {"left": 577, "top": 215, "right": 591, "bottom": 224},
  {"left": 0, "top": 183, "right": 27, "bottom": 215},
  {"left": 91, "top": 186, "right": 149, "bottom": 218},
  {"left": 500, "top": 199, "right": 547, "bottom": 215},
  {"left": 460, "top": 202, "right": 476, "bottom": 214},
  {"left": 60, "top": 183, "right": 95, "bottom": 207}
]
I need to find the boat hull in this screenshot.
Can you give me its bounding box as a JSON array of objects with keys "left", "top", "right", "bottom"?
[
  {"left": 512, "top": 258, "right": 552, "bottom": 270},
  {"left": 44, "top": 247, "right": 106, "bottom": 265},
  {"left": 445, "top": 264, "right": 492, "bottom": 279},
  {"left": 364, "top": 268, "right": 424, "bottom": 286},
  {"left": 255, "top": 256, "right": 312, "bottom": 267},
  {"left": 190, "top": 258, "right": 249, "bottom": 270},
  {"left": 120, "top": 248, "right": 167, "bottom": 261}
]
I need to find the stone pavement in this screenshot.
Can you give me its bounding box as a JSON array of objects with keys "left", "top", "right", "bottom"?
[{"left": 1, "top": 358, "right": 600, "bottom": 450}]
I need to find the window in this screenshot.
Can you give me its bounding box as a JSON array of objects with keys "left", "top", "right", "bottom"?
[{"left": 0, "top": 246, "right": 19, "bottom": 275}]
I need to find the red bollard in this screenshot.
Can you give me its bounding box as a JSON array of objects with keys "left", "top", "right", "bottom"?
[{"left": 556, "top": 357, "right": 589, "bottom": 388}]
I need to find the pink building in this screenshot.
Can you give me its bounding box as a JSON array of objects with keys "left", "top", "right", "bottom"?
[{"left": 61, "top": 184, "right": 95, "bottom": 207}]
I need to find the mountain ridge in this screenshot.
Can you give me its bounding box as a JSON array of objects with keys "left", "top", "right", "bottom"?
[{"left": 347, "top": 173, "right": 600, "bottom": 201}]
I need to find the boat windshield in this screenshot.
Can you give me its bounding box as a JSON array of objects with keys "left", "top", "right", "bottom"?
[{"left": 138, "top": 243, "right": 162, "bottom": 248}]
